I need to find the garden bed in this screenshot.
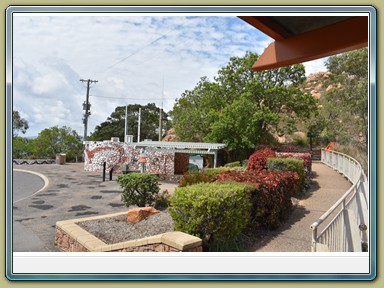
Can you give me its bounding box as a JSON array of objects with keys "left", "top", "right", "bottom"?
[{"left": 55, "top": 211, "right": 202, "bottom": 252}]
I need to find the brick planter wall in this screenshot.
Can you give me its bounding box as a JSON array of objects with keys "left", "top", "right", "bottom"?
[{"left": 55, "top": 212, "right": 203, "bottom": 252}]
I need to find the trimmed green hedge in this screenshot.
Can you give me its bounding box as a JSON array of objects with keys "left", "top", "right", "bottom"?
[
  {"left": 169, "top": 182, "right": 252, "bottom": 250},
  {"left": 267, "top": 158, "right": 305, "bottom": 196},
  {"left": 179, "top": 167, "right": 231, "bottom": 187},
  {"left": 214, "top": 170, "right": 298, "bottom": 229},
  {"left": 117, "top": 173, "right": 159, "bottom": 207}
]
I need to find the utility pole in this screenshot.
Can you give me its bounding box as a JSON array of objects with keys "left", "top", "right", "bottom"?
[
  {"left": 137, "top": 107, "right": 141, "bottom": 143},
  {"left": 158, "top": 78, "right": 164, "bottom": 141},
  {"left": 124, "top": 105, "right": 128, "bottom": 142},
  {"left": 80, "top": 79, "right": 98, "bottom": 141}
]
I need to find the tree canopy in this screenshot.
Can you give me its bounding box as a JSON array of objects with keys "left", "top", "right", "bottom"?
[
  {"left": 172, "top": 51, "right": 317, "bottom": 160},
  {"left": 308, "top": 48, "right": 368, "bottom": 147},
  {"left": 89, "top": 103, "right": 170, "bottom": 142},
  {"left": 13, "top": 110, "right": 29, "bottom": 138},
  {"left": 32, "top": 126, "right": 83, "bottom": 160}
]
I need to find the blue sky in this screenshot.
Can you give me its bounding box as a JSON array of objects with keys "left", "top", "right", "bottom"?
[{"left": 12, "top": 14, "right": 326, "bottom": 138}]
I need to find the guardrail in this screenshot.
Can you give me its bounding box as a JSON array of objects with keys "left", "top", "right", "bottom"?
[{"left": 310, "top": 149, "right": 369, "bottom": 252}]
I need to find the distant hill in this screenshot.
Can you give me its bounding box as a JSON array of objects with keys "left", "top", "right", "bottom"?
[{"left": 302, "top": 71, "right": 334, "bottom": 99}]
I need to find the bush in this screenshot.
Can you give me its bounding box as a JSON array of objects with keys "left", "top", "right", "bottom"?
[
  {"left": 224, "top": 161, "right": 241, "bottom": 168},
  {"left": 247, "top": 149, "right": 276, "bottom": 172},
  {"left": 214, "top": 170, "right": 298, "bottom": 229},
  {"left": 169, "top": 182, "right": 252, "bottom": 250},
  {"left": 267, "top": 158, "right": 304, "bottom": 196},
  {"left": 117, "top": 173, "right": 160, "bottom": 207},
  {"left": 255, "top": 144, "right": 310, "bottom": 153},
  {"left": 153, "top": 190, "right": 171, "bottom": 210},
  {"left": 179, "top": 167, "right": 230, "bottom": 187},
  {"left": 277, "top": 153, "right": 312, "bottom": 173}
]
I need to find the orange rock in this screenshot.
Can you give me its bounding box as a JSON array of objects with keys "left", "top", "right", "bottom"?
[{"left": 127, "top": 207, "right": 160, "bottom": 223}]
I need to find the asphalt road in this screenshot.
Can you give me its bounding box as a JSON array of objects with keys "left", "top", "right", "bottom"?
[{"left": 13, "top": 170, "right": 46, "bottom": 203}]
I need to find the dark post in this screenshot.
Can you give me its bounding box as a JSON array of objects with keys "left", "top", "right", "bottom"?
[
  {"left": 109, "top": 167, "right": 113, "bottom": 181},
  {"left": 307, "top": 131, "right": 314, "bottom": 152},
  {"left": 102, "top": 162, "right": 106, "bottom": 182}
]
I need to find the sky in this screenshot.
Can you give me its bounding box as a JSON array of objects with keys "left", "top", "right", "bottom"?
[{"left": 12, "top": 13, "right": 326, "bottom": 138}]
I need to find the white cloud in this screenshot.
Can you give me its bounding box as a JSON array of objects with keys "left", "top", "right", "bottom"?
[
  {"left": 303, "top": 58, "right": 328, "bottom": 76},
  {"left": 12, "top": 14, "right": 325, "bottom": 138}
]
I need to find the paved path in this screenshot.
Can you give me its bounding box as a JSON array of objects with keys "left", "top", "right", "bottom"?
[
  {"left": 11, "top": 162, "right": 352, "bottom": 252},
  {"left": 252, "top": 161, "right": 352, "bottom": 252},
  {"left": 12, "top": 163, "right": 178, "bottom": 252}
]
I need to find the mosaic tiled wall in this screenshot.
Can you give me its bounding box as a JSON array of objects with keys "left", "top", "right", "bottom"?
[{"left": 84, "top": 142, "right": 175, "bottom": 175}]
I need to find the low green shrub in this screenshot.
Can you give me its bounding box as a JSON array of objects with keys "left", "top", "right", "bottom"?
[
  {"left": 277, "top": 153, "right": 312, "bottom": 172},
  {"left": 153, "top": 190, "right": 171, "bottom": 210},
  {"left": 169, "top": 182, "right": 252, "bottom": 250},
  {"left": 179, "top": 167, "right": 230, "bottom": 187},
  {"left": 117, "top": 173, "right": 160, "bottom": 207},
  {"left": 267, "top": 158, "right": 305, "bottom": 196}
]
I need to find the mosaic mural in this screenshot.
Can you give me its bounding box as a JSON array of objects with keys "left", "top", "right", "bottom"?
[{"left": 84, "top": 142, "right": 175, "bottom": 175}]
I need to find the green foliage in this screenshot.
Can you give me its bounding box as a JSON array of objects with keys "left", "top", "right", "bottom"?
[
  {"left": 153, "top": 190, "right": 171, "bottom": 210},
  {"left": 89, "top": 103, "right": 170, "bottom": 141},
  {"left": 214, "top": 170, "right": 299, "bottom": 230},
  {"left": 267, "top": 158, "right": 305, "bottom": 196},
  {"left": 117, "top": 173, "right": 160, "bottom": 207},
  {"left": 169, "top": 182, "right": 252, "bottom": 250},
  {"left": 12, "top": 111, "right": 29, "bottom": 138},
  {"left": 179, "top": 167, "right": 230, "bottom": 187},
  {"left": 172, "top": 51, "right": 316, "bottom": 161},
  {"left": 32, "top": 126, "right": 83, "bottom": 161},
  {"left": 224, "top": 161, "right": 241, "bottom": 168},
  {"left": 13, "top": 136, "right": 34, "bottom": 159},
  {"left": 311, "top": 48, "right": 368, "bottom": 147},
  {"left": 206, "top": 96, "right": 278, "bottom": 157},
  {"left": 171, "top": 77, "right": 223, "bottom": 142}
]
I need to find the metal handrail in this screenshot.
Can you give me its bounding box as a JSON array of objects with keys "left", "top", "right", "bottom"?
[{"left": 310, "top": 149, "right": 369, "bottom": 252}]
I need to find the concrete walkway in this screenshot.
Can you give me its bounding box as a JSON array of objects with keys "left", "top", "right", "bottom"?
[
  {"left": 252, "top": 161, "right": 352, "bottom": 252},
  {"left": 11, "top": 161, "right": 352, "bottom": 252}
]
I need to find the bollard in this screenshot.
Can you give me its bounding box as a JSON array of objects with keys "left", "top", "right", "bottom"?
[
  {"left": 102, "top": 162, "right": 106, "bottom": 182},
  {"left": 109, "top": 168, "right": 113, "bottom": 181}
]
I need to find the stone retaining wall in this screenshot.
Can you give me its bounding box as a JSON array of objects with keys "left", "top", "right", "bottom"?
[{"left": 55, "top": 212, "right": 203, "bottom": 252}]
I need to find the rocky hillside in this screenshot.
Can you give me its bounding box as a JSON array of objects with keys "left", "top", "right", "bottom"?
[{"left": 302, "top": 71, "right": 331, "bottom": 98}]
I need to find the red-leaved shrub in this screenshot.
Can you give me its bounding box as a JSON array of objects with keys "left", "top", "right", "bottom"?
[
  {"left": 214, "top": 170, "right": 299, "bottom": 229},
  {"left": 254, "top": 144, "right": 310, "bottom": 153},
  {"left": 247, "top": 149, "right": 276, "bottom": 172}
]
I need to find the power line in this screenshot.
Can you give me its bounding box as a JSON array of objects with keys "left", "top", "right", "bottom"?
[
  {"left": 95, "top": 26, "right": 179, "bottom": 77},
  {"left": 90, "top": 94, "right": 174, "bottom": 101}
]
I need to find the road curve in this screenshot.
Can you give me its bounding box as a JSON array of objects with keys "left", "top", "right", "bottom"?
[{"left": 13, "top": 169, "right": 49, "bottom": 203}]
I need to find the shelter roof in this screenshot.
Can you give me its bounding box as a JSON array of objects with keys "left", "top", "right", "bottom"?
[
  {"left": 239, "top": 16, "right": 368, "bottom": 71},
  {"left": 134, "top": 141, "right": 227, "bottom": 151}
]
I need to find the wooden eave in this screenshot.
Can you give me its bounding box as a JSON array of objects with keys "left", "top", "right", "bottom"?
[{"left": 239, "top": 16, "right": 368, "bottom": 71}]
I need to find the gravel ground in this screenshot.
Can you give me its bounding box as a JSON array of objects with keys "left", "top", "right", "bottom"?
[{"left": 78, "top": 211, "right": 174, "bottom": 245}]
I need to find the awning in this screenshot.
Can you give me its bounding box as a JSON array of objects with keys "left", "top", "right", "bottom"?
[
  {"left": 134, "top": 141, "right": 227, "bottom": 168},
  {"left": 239, "top": 16, "right": 368, "bottom": 71}
]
